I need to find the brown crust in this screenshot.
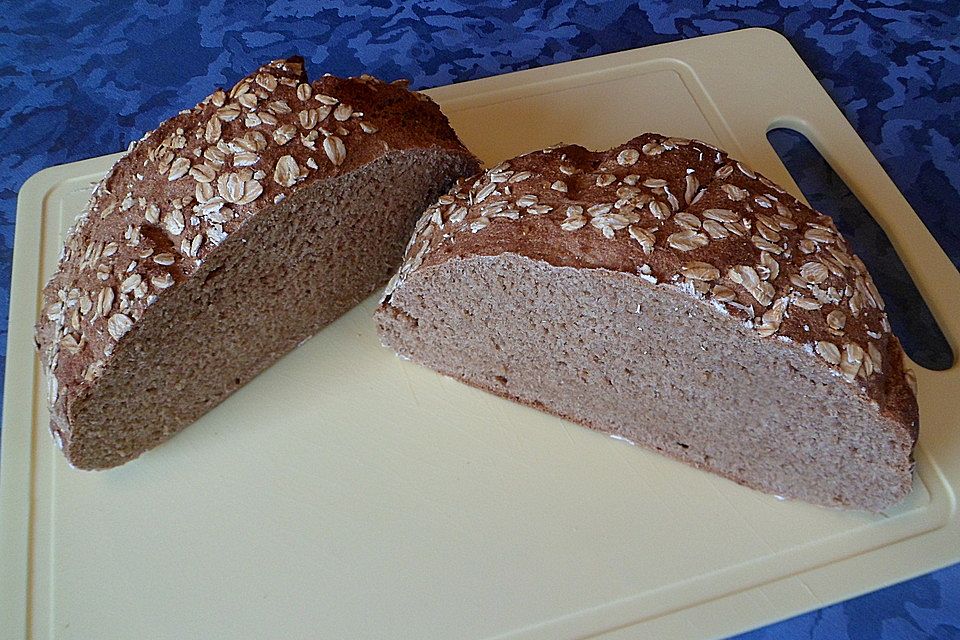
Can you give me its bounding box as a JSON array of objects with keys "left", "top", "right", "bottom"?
[
  {"left": 35, "top": 56, "right": 478, "bottom": 454},
  {"left": 383, "top": 134, "right": 919, "bottom": 445}
]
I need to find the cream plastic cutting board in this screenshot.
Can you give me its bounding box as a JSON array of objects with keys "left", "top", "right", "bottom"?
[{"left": 3, "top": 28, "right": 959, "bottom": 640}]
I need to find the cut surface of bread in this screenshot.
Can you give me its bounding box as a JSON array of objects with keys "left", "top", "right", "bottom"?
[
  {"left": 36, "top": 58, "right": 479, "bottom": 469},
  {"left": 377, "top": 134, "right": 918, "bottom": 511}
]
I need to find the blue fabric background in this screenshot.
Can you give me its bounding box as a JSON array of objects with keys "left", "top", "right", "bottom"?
[{"left": 1, "top": 2, "right": 957, "bottom": 637}]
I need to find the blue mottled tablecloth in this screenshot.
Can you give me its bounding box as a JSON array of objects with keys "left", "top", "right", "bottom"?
[{"left": 1, "top": 2, "right": 957, "bottom": 638}]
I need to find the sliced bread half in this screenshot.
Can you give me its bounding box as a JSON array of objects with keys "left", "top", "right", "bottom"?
[
  {"left": 36, "top": 57, "right": 480, "bottom": 469},
  {"left": 376, "top": 134, "right": 918, "bottom": 511}
]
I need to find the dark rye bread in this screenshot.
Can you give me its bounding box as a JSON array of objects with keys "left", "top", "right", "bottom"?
[
  {"left": 35, "top": 57, "right": 480, "bottom": 469},
  {"left": 377, "top": 133, "right": 919, "bottom": 511}
]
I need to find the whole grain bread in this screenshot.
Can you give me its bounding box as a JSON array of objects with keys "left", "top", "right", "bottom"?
[
  {"left": 36, "top": 57, "right": 480, "bottom": 469},
  {"left": 376, "top": 133, "right": 919, "bottom": 511}
]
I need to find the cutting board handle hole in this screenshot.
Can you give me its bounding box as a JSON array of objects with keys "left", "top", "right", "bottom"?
[{"left": 767, "top": 127, "right": 952, "bottom": 370}]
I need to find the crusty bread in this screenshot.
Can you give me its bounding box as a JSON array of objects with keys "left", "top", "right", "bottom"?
[
  {"left": 377, "top": 133, "right": 919, "bottom": 511},
  {"left": 35, "top": 57, "right": 480, "bottom": 469}
]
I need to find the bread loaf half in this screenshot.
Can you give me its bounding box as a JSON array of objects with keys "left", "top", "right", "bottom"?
[
  {"left": 377, "top": 134, "right": 919, "bottom": 511},
  {"left": 36, "top": 57, "right": 480, "bottom": 469}
]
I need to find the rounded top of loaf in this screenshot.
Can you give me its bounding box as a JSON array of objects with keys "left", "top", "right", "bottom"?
[
  {"left": 36, "top": 56, "right": 477, "bottom": 413},
  {"left": 383, "top": 133, "right": 918, "bottom": 438}
]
